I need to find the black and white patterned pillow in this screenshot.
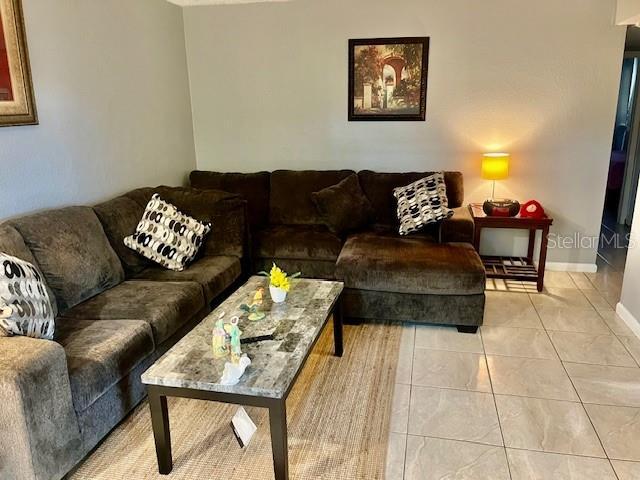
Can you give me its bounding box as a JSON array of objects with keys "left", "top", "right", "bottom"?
[
  {"left": 124, "top": 194, "right": 211, "bottom": 272},
  {"left": 393, "top": 172, "right": 454, "bottom": 236},
  {"left": 0, "top": 252, "right": 55, "bottom": 339}
]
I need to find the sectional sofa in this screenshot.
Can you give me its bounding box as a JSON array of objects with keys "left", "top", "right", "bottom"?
[
  {"left": 190, "top": 169, "right": 486, "bottom": 328},
  {"left": 0, "top": 186, "right": 246, "bottom": 480},
  {"left": 0, "top": 170, "right": 485, "bottom": 480}
]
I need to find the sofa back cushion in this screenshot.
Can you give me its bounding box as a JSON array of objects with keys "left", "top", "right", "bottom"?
[
  {"left": 358, "top": 170, "right": 464, "bottom": 227},
  {"left": 93, "top": 196, "right": 153, "bottom": 275},
  {"left": 0, "top": 224, "right": 58, "bottom": 316},
  {"left": 9, "top": 207, "right": 125, "bottom": 312},
  {"left": 189, "top": 171, "right": 270, "bottom": 228},
  {"left": 270, "top": 170, "right": 355, "bottom": 225},
  {"left": 125, "top": 186, "right": 247, "bottom": 259}
]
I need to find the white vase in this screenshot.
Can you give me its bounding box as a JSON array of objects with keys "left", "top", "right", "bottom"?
[{"left": 269, "top": 285, "right": 287, "bottom": 303}]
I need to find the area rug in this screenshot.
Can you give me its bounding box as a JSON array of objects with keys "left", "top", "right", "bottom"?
[{"left": 69, "top": 321, "right": 401, "bottom": 480}]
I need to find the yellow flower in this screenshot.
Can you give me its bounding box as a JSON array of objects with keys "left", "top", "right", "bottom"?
[
  {"left": 259, "top": 263, "right": 300, "bottom": 293},
  {"left": 269, "top": 264, "right": 291, "bottom": 291}
]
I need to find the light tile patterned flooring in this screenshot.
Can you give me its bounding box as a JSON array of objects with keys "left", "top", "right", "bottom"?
[{"left": 386, "top": 270, "right": 640, "bottom": 479}]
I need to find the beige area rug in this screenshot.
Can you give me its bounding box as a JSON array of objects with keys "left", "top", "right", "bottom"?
[{"left": 69, "top": 321, "right": 401, "bottom": 480}]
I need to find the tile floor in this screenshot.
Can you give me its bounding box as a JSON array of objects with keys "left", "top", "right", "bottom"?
[{"left": 386, "top": 270, "right": 640, "bottom": 479}]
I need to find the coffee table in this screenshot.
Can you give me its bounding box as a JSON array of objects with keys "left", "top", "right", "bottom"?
[{"left": 141, "top": 276, "right": 344, "bottom": 479}]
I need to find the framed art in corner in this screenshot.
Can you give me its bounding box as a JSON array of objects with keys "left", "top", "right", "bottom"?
[
  {"left": 0, "top": 0, "right": 37, "bottom": 127},
  {"left": 348, "top": 37, "right": 429, "bottom": 122}
]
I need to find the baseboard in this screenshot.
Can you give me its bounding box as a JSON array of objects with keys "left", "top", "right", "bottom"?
[
  {"left": 543, "top": 262, "right": 598, "bottom": 273},
  {"left": 615, "top": 302, "right": 640, "bottom": 339}
]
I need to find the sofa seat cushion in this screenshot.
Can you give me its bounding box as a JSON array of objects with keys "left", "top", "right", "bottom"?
[
  {"left": 254, "top": 225, "right": 343, "bottom": 262},
  {"left": 336, "top": 233, "right": 485, "bottom": 295},
  {"left": 133, "top": 255, "right": 241, "bottom": 303},
  {"left": 60, "top": 280, "right": 205, "bottom": 345},
  {"left": 55, "top": 319, "right": 154, "bottom": 413}
]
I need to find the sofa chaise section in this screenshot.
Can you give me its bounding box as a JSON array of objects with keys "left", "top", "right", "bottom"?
[{"left": 335, "top": 234, "right": 485, "bottom": 326}]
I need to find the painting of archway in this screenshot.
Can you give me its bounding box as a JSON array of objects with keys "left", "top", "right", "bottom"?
[{"left": 348, "top": 37, "right": 429, "bottom": 121}]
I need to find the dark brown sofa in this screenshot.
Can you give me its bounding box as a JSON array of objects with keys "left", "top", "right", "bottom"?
[
  {"left": 190, "top": 169, "right": 485, "bottom": 329},
  {"left": 0, "top": 186, "right": 246, "bottom": 480}
]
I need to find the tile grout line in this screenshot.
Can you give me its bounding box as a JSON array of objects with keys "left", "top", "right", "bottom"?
[
  {"left": 408, "top": 381, "right": 640, "bottom": 409},
  {"left": 618, "top": 337, "right": 640, "bottom": 368},
  {"left": 479, "top": 326, "right": 513, "bottom": 480},
  {"left": 402, "top": 324, "right": 417, "bottom": 480},
  {"left": 531, "top": 287, "right": 624, "bottom": 480},
  {"left": 533, "top": 296, "right": 615, "bottom": 469},
  {"left": 404, "top": 433, "right": 617, "bottom": 461},
  {"left": 575, "top": 278, "right": 640, "bottom": 367},
  {"left": 400, "top": 281, "right": 634, "bottom": 477},
  {"left": 572, "top": 280, "right": 629, "bottom": 479}
]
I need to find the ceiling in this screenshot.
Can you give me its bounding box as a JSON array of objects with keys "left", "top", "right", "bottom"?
[{"left": 166, "top": 0, "right": 291, "bottom": 5}]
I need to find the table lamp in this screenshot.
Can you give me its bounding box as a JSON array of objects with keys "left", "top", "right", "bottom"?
[{"left": 481, "top": 152, "right": 519, "bottom": 216}]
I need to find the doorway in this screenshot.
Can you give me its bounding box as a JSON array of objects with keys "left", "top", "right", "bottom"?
[{"left": 598, "top": 26, "right": 640, "bottom": 279}]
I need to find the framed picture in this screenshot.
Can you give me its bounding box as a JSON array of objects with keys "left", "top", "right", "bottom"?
[
  {"left": 0, "top": 0, "right": 36, "bottom": 127},
  {"left": 348, "top": 37, "right": 429, "bottom": 121}
]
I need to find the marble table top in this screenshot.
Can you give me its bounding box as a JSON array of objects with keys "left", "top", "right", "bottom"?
[{"left": 141, "top": 276, "right": 343, "bottom": 399}]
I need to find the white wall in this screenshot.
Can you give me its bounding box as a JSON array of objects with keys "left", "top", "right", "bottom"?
[
  {"left": 619, "top": 185, "right": 640, "bottom": 329},
  {"left": 184, "top": 0, "right": 626, "bottom": 266},
  {"left": 0, "top": 0, "right": 196, "bottom": 219}
]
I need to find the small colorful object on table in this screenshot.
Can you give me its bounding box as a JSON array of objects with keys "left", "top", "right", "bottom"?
[
  {"left": 240, "top": 287, "right": 266, "bottom": 321},
  {"left": 259, "top": 263, "right": 301, "bottom": 304},
  {"left": 220, "top": 355, "right": 251, "bottom": 386},
  {"left": 519, "top": 199, "right": 546, "bottom": 219},
  {"left": 482, "top": 199, "right": 520, "bottom": 217},
  {"left": 212, "top": 313, "right": 229, "bottom": 359}
]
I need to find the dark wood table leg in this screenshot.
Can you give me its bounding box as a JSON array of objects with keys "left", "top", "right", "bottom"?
[
  {"left": 148, "top": 388, "right": 173, "bottom": 475},
  {"left": 527, "top": 228, "right": 536, "bottom": 263},
  {"left": 333, "top": 297, "right": 344, "bottom": 357},
  {"left": 269, "top": 400, "right": 289, "bottom": 480},
  {"left": 537, "top": 226, "right": 550, "bottom": 292},
  {"left": 473, "top": 225, "right": 482, "bottom": 251}
]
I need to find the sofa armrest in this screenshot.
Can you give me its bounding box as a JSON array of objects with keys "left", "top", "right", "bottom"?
[
  {"left": 440, "top": 206, "right": 475, "bottom": 244},
  {"left": 0, "top": 336, "right": 81, "bottom": 480}
]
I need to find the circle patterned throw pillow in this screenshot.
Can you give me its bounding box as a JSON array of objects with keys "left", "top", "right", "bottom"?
[
  {"left": 0, "top": 252, "right": 55, "bottom": 339},
  {"left": 393, "top": 172, "right": 454, "bottom": 236},
  {"left": 124, "top": 194, "right": 211, "bottom": 271}
]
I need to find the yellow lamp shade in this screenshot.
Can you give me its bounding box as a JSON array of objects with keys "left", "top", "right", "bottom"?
[{"left": 481, "top": 153, "right": 510, "bottom": 180}]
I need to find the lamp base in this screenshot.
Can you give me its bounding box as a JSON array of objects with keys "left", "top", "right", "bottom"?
[{"left": 483, "top": 199, "right": 520, "bottom": 217}]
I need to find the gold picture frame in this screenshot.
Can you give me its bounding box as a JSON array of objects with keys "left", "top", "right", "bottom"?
[{"left": 0, "top": 0, "right": 37, "bottom": 127}]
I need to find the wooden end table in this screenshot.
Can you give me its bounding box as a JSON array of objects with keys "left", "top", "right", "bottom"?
[{"left": 468, "top": 203, "right": 553, "bottom": 292}]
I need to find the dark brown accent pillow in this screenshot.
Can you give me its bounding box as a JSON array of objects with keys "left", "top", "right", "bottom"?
[{"left": 312, "top": 174, "right": 375, "bottom": 235}]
